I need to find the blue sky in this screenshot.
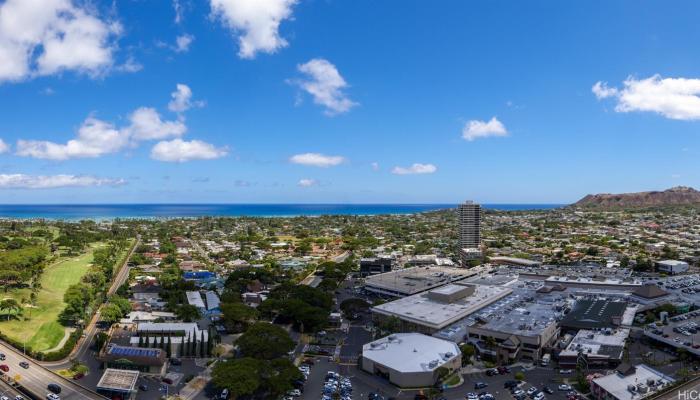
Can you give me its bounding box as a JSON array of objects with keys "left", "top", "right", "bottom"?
[{"left": 0, "top": 0, "right": 699, "bottom": 204}]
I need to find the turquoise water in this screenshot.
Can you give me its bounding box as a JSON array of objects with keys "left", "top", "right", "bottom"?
[{"left": 0, "top": 203, "right": 563, "bottom": 220}]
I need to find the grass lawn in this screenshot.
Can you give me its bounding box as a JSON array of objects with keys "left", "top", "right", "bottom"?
[{"left": 0, "top": 243, "right": 104, "bottom": 352}]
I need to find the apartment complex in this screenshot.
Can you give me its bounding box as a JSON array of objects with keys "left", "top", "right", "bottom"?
[{"left": 458, "top": 200, "right": 482, "bottom": 264}]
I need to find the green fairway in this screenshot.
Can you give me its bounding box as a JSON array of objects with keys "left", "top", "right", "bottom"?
[{"left": 0, "top": 243, "right": 103, "bottom": 352}]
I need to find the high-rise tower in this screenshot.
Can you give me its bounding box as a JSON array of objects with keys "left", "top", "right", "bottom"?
[{"left": 458, "top": 200, "right": 481, "bottom": 265}]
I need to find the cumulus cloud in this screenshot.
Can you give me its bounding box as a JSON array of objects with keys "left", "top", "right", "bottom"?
[
  {"left": 16, "top": 117, "right": 128, "bottom": 160},
  {"left": 462, "top": 117, "right": 508, "bottom": 141},
  {"left": 173, "top": 0, "right": 184, "bottom": 24},
  {"left": 297, "top": 178, "right": 318, "bottom": 187},
  {"left": 391, "top": 163, "right": 437, "bottom": 175},
  {"left": 168, "top": 83, "right": 203, "bottom": 113},
  {"left": 175, "top": 34, "right": 194, "bottom": 53},
  {"left": 289, "top": 152, "right": 345, "bottom": 167},
  {"left": 126, "top": 107, "right": 187, "bottom": 141},
  {"left": 593, "top": 75, "right": 700, "bottom": 120},
  {"left": 209, "top": 0, "right": 297, "bottom": 59},
  {"left": 0, "top": 0, "right": 122, "bottom": 83},
  {"left": 0, "top": 174, "right": 125, "bottom": 189},
  {"left": 290, "top": 58, "right": 357, "bottom": 115},
  {"left": 371, "top": 162, "right": 380, "bottom": 171},
  {"left": 0, "top": 139, "right": 9, "bottom": 153},
  {"left": 16, "top": 84, "right": 210, "bottom": 161},
  {"left": 150, "top": 139, "right": 228, "bottom": 162}
]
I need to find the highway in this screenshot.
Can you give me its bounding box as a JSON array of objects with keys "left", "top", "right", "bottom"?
[
  {"left": 0, "top": 342, "right": 105, "bottom": 400},
  {"left": 0, "top": 378, "right": 25, "bottom": 400}
]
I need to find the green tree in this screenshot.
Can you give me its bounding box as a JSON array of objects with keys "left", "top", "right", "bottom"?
[
  {"left": 212, "top": 358, "right": 262, "bottom": 397},
  {"left": 220, "top": 302, "right": 258, "bottom": 333},
  {"left": 237, "top": 322, "right": 295, "bottom": 360}
]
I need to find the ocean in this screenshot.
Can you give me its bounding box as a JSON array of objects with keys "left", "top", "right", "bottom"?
[{"left": 0, "top": 203, "right": 563, "bottom": 220}]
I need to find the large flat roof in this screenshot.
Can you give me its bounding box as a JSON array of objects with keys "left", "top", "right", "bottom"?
[
  {"left": 365, "top": 265, "right": 496, "bottom": 296},
  {"left": 365, "top": 266, "right": 481, "bottom": 296},
  {"left": 362, "top": 333, "right": 460, "bottom": 373},
  {"left": 560, "top": 328, "right": 629, "bottom": 359},
  {"left": 592, "top": 364, "right": 674, "bottom": 400},
  {"left": 97, "top": 368, "right": 139, "bottom": 392},
  {"left": 560, "top": 299, "right": 628, "bottom": 330},
  {"left": 372, "top": 284, "right": 512, "bottom": 330}
]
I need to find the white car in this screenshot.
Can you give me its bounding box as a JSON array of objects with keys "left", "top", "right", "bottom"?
[
  {"left": 534, "top": 392, "right": 545, "bottom": 400},
  {"left": 46, "top": 395, "right": 60, "bottom": 400},
  {"left": 287, "top": 389, "right": 301, "bottom": 397},
  {"left": 1, "top": 396, "right": 9, "bottom": 400},
  {"left": 559, "top": 369, "right": 573, "bottom": 374},
  {"left": 558, "top": 385, "right": 571, "bottom": 391}
]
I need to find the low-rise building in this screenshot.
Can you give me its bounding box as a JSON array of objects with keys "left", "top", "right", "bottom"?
[
  {"left": 656, "top": 260, "right": 689, "bottom": 275},
  {"left": 590, "top": 364, "right": 674, "bottom": 400},
  {"left": 96, "top": 368, "right": 140, "bottom": 400},
  {"left": 360, "top": 257, "right": 393, "bottom": 277},
  {"left": 559, "top": 328, "right": 629, "bottom": 368},
  {"left": 361, "top": 333, "right": 461, "bottom": 388},
  {"left": 99, "top": 344, "right": 166, "bottom": 374}
]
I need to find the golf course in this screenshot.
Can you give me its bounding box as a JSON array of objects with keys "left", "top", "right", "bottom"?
[{"left": 0, "top": 243, "right": 103, "bottom": 352}]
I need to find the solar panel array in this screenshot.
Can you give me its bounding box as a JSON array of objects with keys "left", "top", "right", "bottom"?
[{"left": 108, "top": 345, "right": 161, "bottom": 358}]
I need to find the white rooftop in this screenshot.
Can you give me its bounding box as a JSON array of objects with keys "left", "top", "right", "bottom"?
[
  {"left": 372, "top": 284, "right": 512, "bottom": 330},
  {"left": 97, "top": 368, "right": 139, "bottom": 392},
  {"left": 186, "top": 291, "right": 206, "bottom": 308},
  {"left": 592, "top": 364, "right": 674, "bottom": 400},
  {"left": 560, "top": 328, "right": 629, "bottom": 358},
  {"left": 362, "top": 333, "right": 460, "bottom": 373}
]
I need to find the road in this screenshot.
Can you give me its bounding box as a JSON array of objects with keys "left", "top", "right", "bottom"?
[
  {"left": 0, "top": 342, "right": 105, "bottom": 400},
  {"left": 42, "top": 236, "right": 140, "bottom": 370},
  {"left": 0, "top": 378, "right": 24, "bottom": 400},
  {"left": 332, "top": 251, "right": 351, "bottom": 263}
]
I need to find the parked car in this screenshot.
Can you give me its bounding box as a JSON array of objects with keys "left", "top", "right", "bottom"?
[
  {"left": 0, "top": 365, "right": 8, "bottom": 372},
  {"left": 558, "top": 385, "right": 572, "bottom": 391},
  {"left": 475, "top": 382, "right": 488, "bottom": 390},
  {"left": 466, "top": 393, "right": 478, "bottom": 400},
  {"left": 138, "top": 384, "right": 148, "bottom": 391},
  {"left": 559, "top": 369, "right": 573, "bottom": 375},
  {"left": 542, "top": 386, "right": 554, "bottom": 394},
  {"left": 72, "top": 372, "right": 84, "bottom": 380},
  {"left": 162, "top": 378, "right": 173, "bottom": 385}
]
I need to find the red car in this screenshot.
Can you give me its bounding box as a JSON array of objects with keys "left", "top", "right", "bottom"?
[
  {"left": 73, "top": 372, "right": 84, "bottom": 380},
  {"left": 0, "top": 365, "right": 8, "bottom": 372}
]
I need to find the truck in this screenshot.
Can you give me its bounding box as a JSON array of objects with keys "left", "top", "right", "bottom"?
[{"left": 540, "top": 353, "right": 551, "bottom": 366}]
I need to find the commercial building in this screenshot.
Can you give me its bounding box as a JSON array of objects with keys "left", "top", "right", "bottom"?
[
  {"left": 656, "top": 260, "right": 689, "bottom": 275},
  {"left": 364, "top": 266, "right": 478, "bottom": 297},
  {"left": 458, "top": 200, "right": 481, "bottom": 264},
  {"left": 558, "top": 328, "right": 629, "bottom": 368},
  {"left": 435, "top": 289, "right": 562, "bottom": 363},
  {"left": 489, "top": 257, "right": 542, "bottom": 268},
  {"left": 131, "top": 322, "right": 208, "bottom": 356},
  {"left": 96, "top": 368, "right": 140, "bottom": 400},
  {"left": 590, "top": 364, "right": 674, "bottom": 400},
  {"left": 98, "top": 344, "right": 166, "bottom": 374},
  {"left": 361, "top": 333, "right": 461, "bottom": 388},
  {"left": 371, "top": 283, "right": 512, "bottom": 334},
  {"left": 560, "top": 300, "right": 629, "bottom": 331},
  {"left": 360, "top": 257, "right": 393, "bottom": 277}
]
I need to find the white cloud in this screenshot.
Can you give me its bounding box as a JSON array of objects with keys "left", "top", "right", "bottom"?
[
  {"left": 593, "top": 75, "right": 700, "bottom": 120},
  {"left": 289, "top": 152, "right": 345, "bottom": 167},
  {"left": 0, "top": 174, "right": 125, "bottom": 189},
  {"left": 462, "top": 117, "right": 508, "bottom": 141},
  {"left": 168, "top": 83, "right": 203, "bottom": 113},
  {"left": 371, "top": 162, "right": 379, "bottom": 171},
  {"left": 173, "top": 0, "right": 184, "bottom": 24},
  {"left": 391, "top": 163, "right": 437, "bottom": 175},
  {"left": 297, "top": 178, "right": 318, "bottom": 187},
  {"left": 126, "top": 107, "right": 187, "bottom": 141},
  {"left": 209, "top": 0, "right": 297, "bottom": 59},
  {"left": 150, "top": 139, "right": 228, "bottom": 162},
  {"left": 591, "top": 81, "right": 618, "bottom": 99},
  {"left": 16, "top": 117, "right": 128, "bottom": 160},
  {"left": 175, "top": 34, "right": 194, "bottom": 53},
  {"left": 0, "top": 0, "right": 122, "bottom": 83},
  {"left": 0, "top": 139, "right": 9, "bottom": 153},
  {"left": 291, "top": 58, "right": 357, "bottom": 115},
  {"left": 116, "top": 56, "right": 143, "bottom": 73}
]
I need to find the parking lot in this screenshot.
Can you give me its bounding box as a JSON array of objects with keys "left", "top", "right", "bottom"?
[{"left": 644, "top": 310, "right": 700, "bottom": 356}]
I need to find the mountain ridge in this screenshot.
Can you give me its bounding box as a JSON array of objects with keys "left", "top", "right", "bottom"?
[{"left": 573, "top": 186, "right": 700, "bottom": 209}]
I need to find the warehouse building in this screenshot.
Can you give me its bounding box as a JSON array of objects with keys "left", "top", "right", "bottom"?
[
  {"left": 361, "top": 333, "right": 461, "bottom": 388},
  {"left": 364, "top": 266, "right": 481, "bottom": 297},
  {"left": 590, "top": 364, "right": 673, "bottom": 400}
]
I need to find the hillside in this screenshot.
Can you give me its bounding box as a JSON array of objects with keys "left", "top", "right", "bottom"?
[{"left": 573, "top": 186, "right": 700, "bottom": 209}]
